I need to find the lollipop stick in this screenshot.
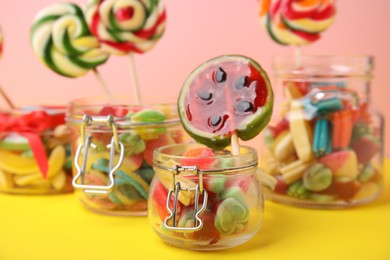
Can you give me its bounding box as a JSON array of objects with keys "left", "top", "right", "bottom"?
[
  {"left": 231, "top": 132, "right": 240, "bottom": 156},
  {"left": 294, "top": 45, "right": 302, "bottom": 67},
  {"left": 92, "top": 68, "right": 117, "bottom": 103},
  {"left": 128, "top": 54, "right": 142, "bottom": 105},
  {"left": 0, "top": 84, "right": 15, "bottom": 109}
]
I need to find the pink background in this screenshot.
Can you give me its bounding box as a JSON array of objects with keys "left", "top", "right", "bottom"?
[{"left": 0, "top": 0, "right": 389, "bottom": 156}]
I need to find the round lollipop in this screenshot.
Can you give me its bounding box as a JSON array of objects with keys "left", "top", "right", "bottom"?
[
  {"left": 85, "top": 0, "right": 167, "bottom": 104},
  {"left": 31, "top": 3, "right": 115, "bottom": 100},
  {"left": 178, "top": 55, "right": 274, "bottom": 153},
  {"left": 259, "top": 0, "right": 336, "bottom": 45},
  {"left": 85, "top": 0, "right": 166, "bottom": 55}
]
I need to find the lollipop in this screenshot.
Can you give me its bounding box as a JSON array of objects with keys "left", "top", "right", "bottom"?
[
  {"left": 85, "top": 0, "right": 167, "bottom": 104},
  {"left": 259, "top": 0, "right": 336, "bottom": 45},
  {"left": 31, "top": 3, "right": 109, "bottom": 77},
  {"left": 85, "top": 0, "right": 166, "bottom": 55},
  {"left": 178, "top": 55, "right": 274, "bottom": 153}
]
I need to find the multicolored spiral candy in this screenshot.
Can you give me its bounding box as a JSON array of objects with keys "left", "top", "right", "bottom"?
[
  {"left": 0, "top": 26, "right": 3, "bottom": 59},
  {"left": 259, "top": 0, "right": 336, "bottom": 45},
  {"left": 85, "top": 0, "right": 167, "bottom": 55},
  {"left": 31, "top": 3, "right": 109, "bottom": 78}
]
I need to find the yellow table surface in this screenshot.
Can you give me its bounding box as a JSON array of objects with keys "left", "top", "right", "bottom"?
[{"left": 1, "top": 160, "right": 389, "bottom": 260}]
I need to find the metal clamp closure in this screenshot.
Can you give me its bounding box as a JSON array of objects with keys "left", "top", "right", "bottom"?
[
  {"left": 72, "top": 115, "right": 124, "bottom": 194},
  {"left": 163, "top": 165, "right": 208, "bottom": 232}
]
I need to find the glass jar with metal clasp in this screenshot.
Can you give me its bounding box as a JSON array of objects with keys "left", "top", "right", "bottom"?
[
  {"left": 261, "top": 55, "right": 384, "bottom": 208},
  {"left": 67, "top": 97, "right": 187, "bottom": 216},
  {"left": 148, "top": 143, "right": 267, "bottom": 250}
]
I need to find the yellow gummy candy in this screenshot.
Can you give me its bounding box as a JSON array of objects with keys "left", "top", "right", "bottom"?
[
  {"left": 47, "top": 145, "right": 66, "bottom": 176},
  {"left": 51, "top": 170, "right": 67, "bottom": 191},
  {"left": 0, "top": 169, "right": 14, "bottom": 189},
  {"left": 0, "top": 149, "right": 40, "bottom": 175}
]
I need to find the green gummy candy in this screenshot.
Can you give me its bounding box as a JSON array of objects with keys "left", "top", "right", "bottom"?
[
  {"left": 207, "top": 177, "right": 226, "bottom": 194},
  {"left": 358, "top": 164, "right": 375, "bottom": 183},
  {"left": 91, "top": 158, "right": 110, "bottom": 173},
  {"left": 118, "top": 183, "right": 144, "bottom": 201},
  {"left": 131, "top": 109, "right": 168, "bottom": 140},
  {"left": 119, "top": 132, "right": 145, "bottom": 156},
  {"left": 287, "top": 180, "right": 311, "bottom": 199},
  {"left": 92, "top": 159, "right": 148, "bottom": 199},
  {"left": 351, "top": 122, "right": 373, "bottom": 142},
  {"left": 116, "top": 171, "right": 148, "bottom": 199},
  {"left": 220, "top": 186, "right": 245, "bottom": 202},
  {"left": 109, "top": 191, "right": 124, "bottom": 204},
  {"left": 131, "top": 109, "right": 166, "bottom": 123},
  {"left": 21, "top": 149, "right": 34, "bottom": 158},
  {"left": 135, "top": 162, "right": 155, "bottom": 183},
  {"left": 214, "top": 198, "right": 249, "bottom": 235},
  {"left": 303, "top": 163, "right": 332, "bottom": 192}
]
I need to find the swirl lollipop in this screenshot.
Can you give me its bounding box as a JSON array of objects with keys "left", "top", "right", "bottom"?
[
  {"left": 85, "top": 0, "right": 166, "bottom": 55},
  {"left": 85, "top": 0, "right": 167, "bottom": 104},
  {"left": 31, "top": 3, "right": 115, "bottom": 101},
  {"left": 259, "top": 0, "right": 336, "bottom": 45}
]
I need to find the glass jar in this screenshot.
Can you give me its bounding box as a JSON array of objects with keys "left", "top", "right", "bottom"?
[
  {"left": 66, "top": 97, "right": 187, "bottom": 216},
  {"left": 0, "top": 106, "right": 73, "bottom": 194},
  {"left": 261, "top": 55, "right": 384, "bottom": 208},
  {"left": 149, "top": 143, "right": 264, "bottom": 251}
]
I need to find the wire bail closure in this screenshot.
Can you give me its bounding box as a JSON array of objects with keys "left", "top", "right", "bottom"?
[
  {"left": 72, "top": 115, "right": 124, "bottom": 194},
  {"left": 163, "top": 165, "right": 208, "bottom": 232}
]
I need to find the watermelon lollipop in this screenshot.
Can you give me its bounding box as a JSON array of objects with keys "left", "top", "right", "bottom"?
[
  {"left": 178, "top": 55, "right": 274, "bottom": 149},
  {"left": 259, "top": 0, "right": 336, "bottom": 45}
]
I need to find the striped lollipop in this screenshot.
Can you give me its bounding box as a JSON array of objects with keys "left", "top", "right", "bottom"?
[
  {"left": 85, "top": 0, "right": 167, "bottom": 56},
  {"left": 31, "top": 3, "right": 109, "bottom": 78},
  {"left": 260, "top": 0, "right": 336, "bottom": 45}
]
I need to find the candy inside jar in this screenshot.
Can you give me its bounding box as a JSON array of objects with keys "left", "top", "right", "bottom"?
[
  {"left": 66, "top": 97, "right": 187, "bottom": 216},
  {"left": 149, "top": 143, "right": 264, "bottom": 250},
  {"left": 0, "top": 106, "right": 73, "bottom": 194},
  {"left": 262, "top": 55, "right": 384, "bottom": 208}
]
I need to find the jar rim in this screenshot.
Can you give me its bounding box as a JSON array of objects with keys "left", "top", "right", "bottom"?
[
  {"left": 66, "top": 96, "right": 180, "bottom": 127},
  {"left": 273, "top": 55, "right": 374, "bottom": 77},
  {"left": 153, "top": 143, "right": 258, "bottom": 174}
]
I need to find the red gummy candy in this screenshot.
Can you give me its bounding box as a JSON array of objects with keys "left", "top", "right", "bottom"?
[
  {"left": 152, "top": 182, "right": 182, "bottom": 221},
  {"left": 351, "top": 136, "right": 380, "bottom": 164},
  {"left": 269, "top": 118, "right": 289, "bottom": 138},
  {"left": 98, "top": 106, "right": 129, "bottom": 117},
  {"left": 180, "top": 148, "right": 216, "bottom": 170},
  {"left": 184, "top": 209, "right": 220, "bottom": 244},
  {"left": 144, "top": 133, "right": 175, "bottom": 166},
  {"left": 226, "top": 175, "right": 253, "bottom": 193},
  {"left": 274, "top": 177, "right": 289, "bottom": 195}
]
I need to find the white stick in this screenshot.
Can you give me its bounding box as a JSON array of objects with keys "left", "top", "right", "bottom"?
[
  {"left": 294, "top": 45, "right": 302, "bottom": 67},
  {"left": 0, "top": 84, "right": 15, "bottom": 109},
  {"left": 231, "top": 132, "right": 240, "bottom": 156},
  {"left": 93, "top": 69, "right": 117, "bottom": 104},
  {"left": 129, "top": 54, "right": 142, "bottom": 105}
]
